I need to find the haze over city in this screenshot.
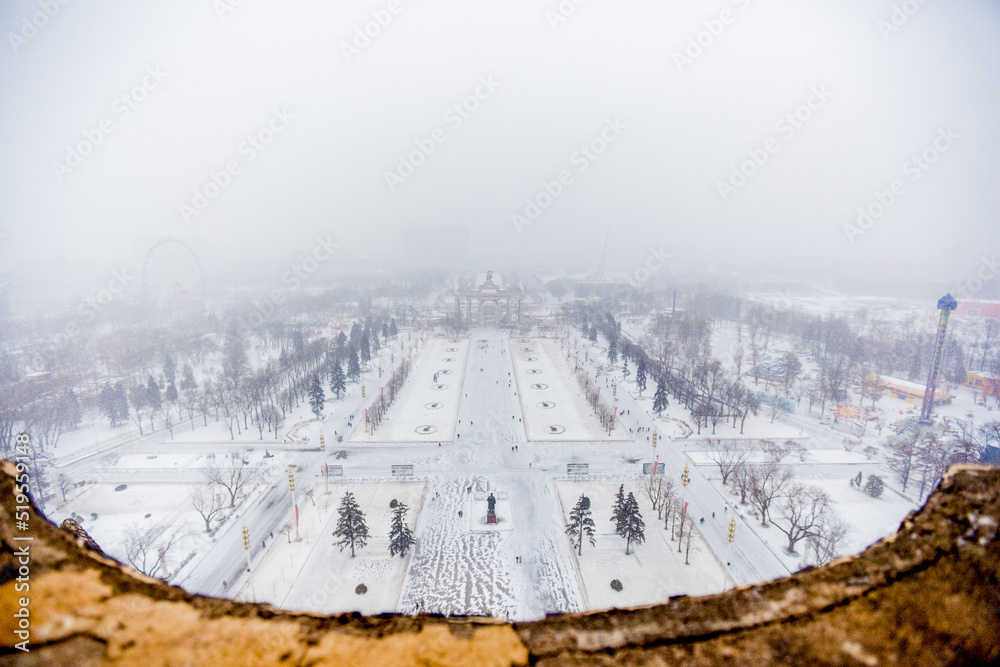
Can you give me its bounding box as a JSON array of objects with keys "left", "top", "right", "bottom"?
[
  {"left": 1, "top": 2, "right": 1000, "bottom": 661},
  {"left": 1, "top": 0, "right": 998, "bottom": 301}
]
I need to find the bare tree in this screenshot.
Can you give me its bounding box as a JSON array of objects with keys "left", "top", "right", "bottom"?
[
  {"left": 731, "top": 462, "right": 753, "bottom": 506},
  {"left": 762, "top": 439, "right": 802, "bottom": 464},
  {"left": 770, "top": 484, "right": 836, "bottom": 555},
  {"left": 747, "top": 461, "right": 792, "bottom": 526},
  {"left": 861, "top": 372, "right": 885, "bottom": 409},
  {"left": 914, "top": 433, "right": 951, "bottom": 501},
  {"left": 206, "top": 450, "right": 264, "bottom": 508},
  {"left": 121, "top": 524, "right": 182, "bottom": 579},
  {"left": 886, "top": 438, "right": 915, "bottom": 493},
  {"left": 705, "top": 439, "right": 749, "bottom": 485},
  {"left": 810, "top": 515, "right": 850, "bottom": 566},
  {"left": 663, "top": 483, "right": 677, "bottom": 536},
  {"left": 644, "top": 472, "right": 667, "bottom": 519},
  {"left": 57, "top": 474, "right": 72, "bottom": 503},
  {"left": 191, "top": 484, "right": 227, "bottom": 533},
  {"left": 683, "top": 514, "right": 697, "bottom": 565},
  {"left": 736, "top": 387, "right": 760, "bottom": 434},
  {"left": 731, "top": 342, "right": 745, "bottom": 382}
]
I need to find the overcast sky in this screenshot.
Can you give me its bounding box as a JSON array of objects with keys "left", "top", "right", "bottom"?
[{"left": 1, "top": 0, "right": 998, "bottom": 295}]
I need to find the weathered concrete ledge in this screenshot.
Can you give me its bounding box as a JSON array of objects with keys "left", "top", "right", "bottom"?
[{"left": 2, "top": 460, "right": 998, "bottom": 665}]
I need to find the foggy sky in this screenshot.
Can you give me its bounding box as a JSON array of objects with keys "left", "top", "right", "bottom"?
[{"left": 1, "top": 0, "right": 998, "bottom": 296}]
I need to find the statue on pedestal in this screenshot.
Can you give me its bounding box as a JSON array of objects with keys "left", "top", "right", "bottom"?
[{"left": 487, "top": 492, "right": 497, "bottom": 524}]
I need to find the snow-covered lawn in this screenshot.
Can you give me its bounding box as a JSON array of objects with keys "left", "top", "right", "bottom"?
[
  {"left": 255, "top": 479, "right": 427, "bottom": 615},
  {"left": 512, "top": 338, "right": 630, "bottom": 442},
  {"left": 554, "top": 478, "right": 727, "bottom": 612},
  {"left": 348, "top": 338, "right": 469, "bottom": 443},
  {"left": 705, "top": 471, "right": 917, "bottom": 573}
]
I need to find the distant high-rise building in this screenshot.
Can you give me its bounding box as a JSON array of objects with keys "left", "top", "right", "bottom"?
[{"left": 400, "top": 226, "right": 469, "bottom": 266}]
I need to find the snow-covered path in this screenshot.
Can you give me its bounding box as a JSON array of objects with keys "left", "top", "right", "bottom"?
[{"left": 399, "top": 330, "right": 584, "bottom": 620}]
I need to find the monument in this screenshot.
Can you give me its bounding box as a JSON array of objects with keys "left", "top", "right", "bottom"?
[
  {"left": 455, "top": 271, "right": 524, "bottom": 326},
  {"left": 486, "top": 492, "right": 497, "bottom": 524}
]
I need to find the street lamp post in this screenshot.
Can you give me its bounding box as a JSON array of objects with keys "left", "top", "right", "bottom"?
[
  {"left": 726, "top": 515, "right": 737, "bottom": 590},
  {"left": 241, "top": 523, "right": 256, "bottom": 602},
  {"left": 651, "top": 429, "right": 658, "bottom": 475},
  {"left": 288, "top": 465, "right": 299, "bottom": 542},
  {"left": 678, "top": 462, "right": 690, "bottom": 553}
]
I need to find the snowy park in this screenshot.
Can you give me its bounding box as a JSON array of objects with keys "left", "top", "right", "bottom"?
[{"left": 10, "top": 284, "right": 997, "bottom": 625}]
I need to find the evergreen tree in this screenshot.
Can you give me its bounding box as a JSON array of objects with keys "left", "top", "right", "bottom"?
[
  {"left": 636, "top": 357, "right": 647, "bottom": 396},
  {"left": 61, "top": 388, "right": 81, "bottom": 429},
  {"left": 147, "top": 376, "right": 162, "bottom": 412},
  {"left": 581, "top": 321, "right": 589, "bottom": 336},
  {"left": 864, "top": 474, "right": 885, "bottom": 498},
  {"left": 309, "top": 374, "right": 325, "bottom": 418},
  {"left": 619, "top": 492, "right": 645, "bottom": 555},
  {"left": 388, "top": 502, "right": 414, "bottom": 557},
  {"left": 329, "top": 362, "right": 346, "bottom": 399},
  {"left": 165, "top": 381, "right": 179, "bottom": 409},
  {"left": 292, "top": 328, "right": 305, "bottom": 352},
  {"left": 334, "top": 491, "right": 369, "bottom": 557},
  {"left": 347, "top": 348, "right": 361, "bottom": 381},
  {"left": 622, "top": 357, "right": 630, "bottom": 378},
  {"left": 163, "top": 355, "right": 176, "bottom": 386},
  {"left": 565, "top": 494, "right": 596, "bottom": 555},
  {"left": 180, "top": 364, "right": 199, "bottom": 419},
  {"left": 336, "top": 330, "right": 348, "bottom": 351},
  {"left": 360, "top": 330, "right": 372, "bottom": 362},
  {"left": 113, "top": 382, "right": 129, "bottom": 425},
  {"left": 382, "top": 322, "right": 390, "bottom": 342},
  {"left": 589, "top": 325, "right": 598, "bottom": 343},
  {"left": 130, "top": 384, "right": 149, "bottom": 435},
  {"left": 611, "top": 484, "right": 626, "bottom": 532},
  {"left": 608, "top": 338, "right": 618, "bottom": 365},
  {"left": 99, "top": 383, "right": 120, "bottom": 426},
  {"left": 653, "top": 379, "right": 669, "bottom": 415},
  {"left": 389, "top": 319, "right": 398, "bottom": 337}
]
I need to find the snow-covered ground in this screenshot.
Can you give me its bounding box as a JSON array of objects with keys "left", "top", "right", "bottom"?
[
  {"left": 348, "top": 337, "right": 469, "bottom": 444},
  {"left": 40, "top": 323, "right": 954, "bottom": 624},
  {"left": 255, "top": 479, "right": 427, "bottom": 615},
  {"left": 554, "top": 479, "right": 727, "bottom": 611},
  {"left": 511, "top": 337, "right": 630, "bottom": 442}
]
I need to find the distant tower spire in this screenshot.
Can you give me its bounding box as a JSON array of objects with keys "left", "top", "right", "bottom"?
[{"left": 920, "top": 293, "right": 958, "bottom": 425}]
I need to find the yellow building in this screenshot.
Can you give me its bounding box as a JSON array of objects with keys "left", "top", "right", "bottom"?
[
  {"left": 879, "top": 376, "right": 952, "bottom": 405},
  {"left": 964, "top": 371, "right": 1000, "bottom": 399}
]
